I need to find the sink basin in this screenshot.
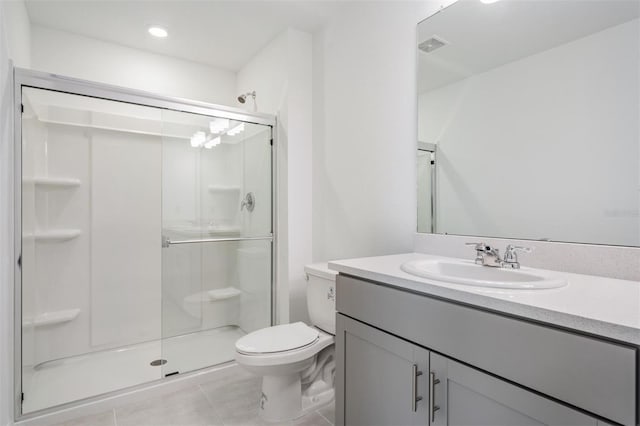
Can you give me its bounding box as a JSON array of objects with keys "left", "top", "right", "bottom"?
[{"left": 400, "top": 259, "right": 567, "bottom": 289}]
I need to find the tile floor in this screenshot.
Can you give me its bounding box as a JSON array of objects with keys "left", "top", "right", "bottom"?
[{"left": 46, "top": 369, "right": 335, "bottom": 426}]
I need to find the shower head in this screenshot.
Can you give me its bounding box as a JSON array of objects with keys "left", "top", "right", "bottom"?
[{"left": 237, "top": 91, "right": 256, "bottom": 104}]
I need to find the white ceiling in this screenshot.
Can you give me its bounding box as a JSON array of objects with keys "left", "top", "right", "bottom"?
[
  {"left": 25, "top": 0, "right": 343, "bottom": 71},
  {"left": 418, "top": 0, "right": 640, "bottom": 93}
]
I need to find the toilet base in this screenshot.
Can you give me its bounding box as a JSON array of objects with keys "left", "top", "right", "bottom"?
[{"left": 259, "top": 374, "right": 334, "bottom": 423}]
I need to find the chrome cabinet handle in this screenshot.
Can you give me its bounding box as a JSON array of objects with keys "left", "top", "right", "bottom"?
[
  {"left": 411, "top": 364, "right": 423, "bottom": 412},
  {"left": 429, "top": 372, "right": 440, "bottom": 421}
]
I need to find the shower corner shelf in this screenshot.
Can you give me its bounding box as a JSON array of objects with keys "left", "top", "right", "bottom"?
[
  {"left": 208, "top": 287, "right": 242, "bottom": 301},
  {"left": 23, "top": 177, "right": 81, "bottom": 188},
  {"left": 24, "top": 229, "right": 82, "bottom": 242},
  {"left": 22, "top": 308, "right": 80, "bottom": 328}
]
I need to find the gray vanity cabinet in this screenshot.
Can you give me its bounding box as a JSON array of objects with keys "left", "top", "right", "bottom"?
[
  {"left": 336, "top": 314, "right": 430, "bottom": 426},
  {"left": 336, "top": 313, "right": 602, "bottom": 426},
  {"left": 335, "top": 275, "right": 636, "bottom": 426}
]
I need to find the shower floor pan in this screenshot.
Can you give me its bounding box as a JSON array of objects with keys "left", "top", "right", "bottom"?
[{"left": 21, "top": 326, "right": 246, "bottom": 414}]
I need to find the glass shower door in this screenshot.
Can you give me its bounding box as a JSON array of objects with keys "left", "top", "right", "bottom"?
[
  {"left": 160, "top": 109, "right": 272, "bottom": 376},
  {"left": 19, "top": 87, "right": 164, "bottom": 413}
]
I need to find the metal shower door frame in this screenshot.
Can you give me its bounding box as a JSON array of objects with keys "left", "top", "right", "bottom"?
[{"left": 12, "top": 67, "right": 278, "bottom": 420}]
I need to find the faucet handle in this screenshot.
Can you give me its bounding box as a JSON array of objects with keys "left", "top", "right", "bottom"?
[
  {"left": 504, "top": 244, "right": 533, "bottom": 266},
  {"left": 466, "top": 242, "right": 488, "bottom": 265},
  {"left": 465, "top": 242, "right": 487, "bottom": 250},
  {"left": 505, "top": 244, "right": 532, "bottom": 254}
]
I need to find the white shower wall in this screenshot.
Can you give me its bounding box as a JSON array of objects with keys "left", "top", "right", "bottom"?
[{"left": 20, "top": 96, "right": 164, "bottom": 366}]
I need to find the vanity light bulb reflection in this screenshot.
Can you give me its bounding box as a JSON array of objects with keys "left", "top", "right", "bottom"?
[
  {"left": 190, "top": 131, "right": 206, "bottom": 147},
  {"left": 204, "top": 136, "right": 221, "bottom": 149},
  {"left": 210, "top": 118, "right": 230, "bottom": 134},
  {"left": 227, "top": 123, "right": 245, "bottom": 136}
]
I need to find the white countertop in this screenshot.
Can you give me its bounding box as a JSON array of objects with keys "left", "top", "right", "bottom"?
[{"left": 328, "top": 253, "right": 640, "bottom": 346}]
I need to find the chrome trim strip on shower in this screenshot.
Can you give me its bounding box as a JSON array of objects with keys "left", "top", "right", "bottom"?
[
  {"left": 430, "top": 149, "right": 437, "bottom": 234},
  {"left": 270, "top": 125, "right": 278, "bottom": 327},
  {"left": 13, "top": 68, "right": 276, "bottom": 127},
  {"left": 163, "top": 235, "right": 273, "bottom": 246},
  {"left": 12, "top": 63, "right": 24, "bottom": 421}
]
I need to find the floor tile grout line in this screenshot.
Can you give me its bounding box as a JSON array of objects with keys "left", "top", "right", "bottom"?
[
  {"left": 319, "top": 401, "right": 337, "bottom": 426},
  {"left": 316, "top": 410, "right": 331, "bottom": 425},
  {"left": 196, "top": 383, "right": 227, "bottom": 426},
  {"left": 316, "top": 409, "right": 334, "bottom": 426}
]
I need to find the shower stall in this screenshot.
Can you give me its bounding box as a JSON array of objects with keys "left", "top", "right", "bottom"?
[{"left": 13, "top": 69, "right": 276, "bottom": 417}]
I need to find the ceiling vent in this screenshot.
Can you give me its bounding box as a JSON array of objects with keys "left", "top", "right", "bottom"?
[{"left": 418, "top": 36, "right": 448, "bottom": 54}]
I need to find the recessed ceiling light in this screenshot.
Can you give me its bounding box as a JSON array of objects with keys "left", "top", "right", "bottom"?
[{"left": 148, "top": 26, "right": 168, "bottom": 38}]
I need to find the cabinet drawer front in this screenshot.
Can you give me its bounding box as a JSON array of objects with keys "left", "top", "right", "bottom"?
[
  {"left": 335, "top": 314, "right": 430, "bottom": 426},
  {"left": 337, "top": 275, "right": 637, "bottom": 425},
  {"left": 431, "top": 353, "right": 600, "bottom": 426}
]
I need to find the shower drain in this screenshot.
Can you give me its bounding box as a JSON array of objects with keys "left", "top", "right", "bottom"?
[{"left": 150, "top": 359, "right": 167, "bottom": 366}]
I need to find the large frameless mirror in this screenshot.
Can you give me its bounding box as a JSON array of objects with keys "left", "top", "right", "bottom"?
[{"left": 417, "top": 0, "right": 640, "bottom": 247}]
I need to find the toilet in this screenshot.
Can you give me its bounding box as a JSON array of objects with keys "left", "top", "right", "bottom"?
[{"left": 234, "top": 263, "right": 337, "bottom": 423}]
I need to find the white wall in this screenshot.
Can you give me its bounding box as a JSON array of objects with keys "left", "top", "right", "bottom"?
[
  {"left": 31, "top": 25, "right": 236, "bottom": 106},
  {"left": 419, "top": 19, "right": 639, "bottom": 246},
  {"left": 1, "top": 0, "right": 30, "bottom": 68},
  {"left": 236, "top": 28, "right": 312, "bottom": 323},
  {"left": 0, "top": 12, "right": 13, "bottom": 425},
  {"left": 312, "top": 1, "right": 446, "bottom": 262}
]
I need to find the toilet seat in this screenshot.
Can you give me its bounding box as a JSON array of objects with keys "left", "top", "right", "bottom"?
[
  {"left": 235, "top": 325, "right": 334, "bottom": 368},
  {"left": 236, "top": 322, "right": 319, "bottom": 354}
]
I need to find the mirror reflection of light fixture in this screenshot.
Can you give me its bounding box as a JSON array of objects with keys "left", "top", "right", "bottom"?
[
  {"left": 204, "top": 136, "right": 221, "bottom": 149},
  {"left": 190, "top": 131, "right": 206, "bottom": 147},
  {"left": 227, "top": 123, "right": 245, "bottom": 136},
  {"left": 209, "top": 118, "right": 230, "bottom": 134}
]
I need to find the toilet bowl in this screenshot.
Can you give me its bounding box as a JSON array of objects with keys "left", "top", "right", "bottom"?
[{"left": 234, "top": 263, "right": 337, "bottom": 423}]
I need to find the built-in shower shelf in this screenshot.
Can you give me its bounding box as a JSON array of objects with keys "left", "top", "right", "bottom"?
[
  {"left": 208, "top": 287, "right": 242, "bottom": 301},
  {"left": 22, "top": 308, "right": 80, "bottom": 328},
  {"left": 24, "top": 229, "right": 82, "bottom": 242},
  {"left": 23, "top": 176, "right": 81, "bottom": 188},
  {"left": 208, "top": 185, "right": 241, "bottom": 193},
  {"left": 184, "top": 287, "right": 242, "bottom": 305}
]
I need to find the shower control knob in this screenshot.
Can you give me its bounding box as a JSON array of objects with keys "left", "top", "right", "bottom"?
[{"left": 241, "top": 192, "right": 255, "bottom": 212}]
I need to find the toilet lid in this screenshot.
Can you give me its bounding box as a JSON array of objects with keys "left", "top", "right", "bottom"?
[{"left": 235, "top": 322, "right": 319, "bottom": 354}]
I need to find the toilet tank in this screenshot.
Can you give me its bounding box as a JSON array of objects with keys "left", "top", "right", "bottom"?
[{"left": 305, "top": 263, "right": 338, "bottom": 335}]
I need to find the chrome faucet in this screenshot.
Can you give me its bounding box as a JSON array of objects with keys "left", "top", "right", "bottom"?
[
  {"left": 465, "top": 242, "right": 502, "bottom": 267},
  {"left": 502, "top": 244, "right": 532, "bottom": 269},
  {"left": 466, "top": 242, "right": 532, "bottom": 269}
]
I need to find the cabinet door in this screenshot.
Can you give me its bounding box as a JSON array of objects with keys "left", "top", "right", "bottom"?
[
  {"left": 430, "top": 353, "right": 600, "bottom": 426},
  {"left": 336, "top": 314, "right": 429, "bottom": 426}
]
